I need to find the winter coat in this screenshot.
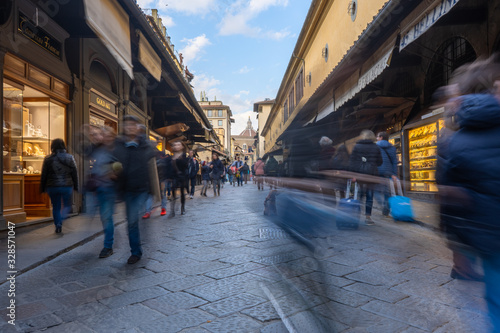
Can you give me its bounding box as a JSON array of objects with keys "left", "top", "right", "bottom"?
[
  {"left": 254, "top": 160, "right": 265, "bottom": 176},
  {"left": 349, "top": 139, "right": 383, "bottom": 176},
  {"left": 440, "top": 94, "right": 500, "bottom": 254},
  {"left": 113, "top": 135, "right": 156, "bottom": 193},
  {"left": 210, "top": 159, "right": 225, "bottom": 179},
  {"left": 376, "top": 140, "right": 398, "bottom": 177},
  {"left": 41, "top": 150, "right": 78, "bottom": 192},
  {"left": 187, "top": 158, "right": 199, "bottom": 179},
  {"left": 201, "top": 164, "right": 211, "bottom": 181},
  {"left": 87, "top": 144, "right": 118, "bottom": 188}
]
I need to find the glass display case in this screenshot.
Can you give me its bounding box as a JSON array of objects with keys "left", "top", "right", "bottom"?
[
  {"left": 3, "top": 82, "right": 66, "bottom": 218},
  {"left": 408, "top": 120, "right": 444, "bottom": 192}
]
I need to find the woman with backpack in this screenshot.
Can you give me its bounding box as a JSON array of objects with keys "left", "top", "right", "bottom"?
[
  {"left": 349, "top": 130, "right": 383, "bottom": 225},
  {"left": 41, "top": 139, "right": 78, "bottom": 233}
]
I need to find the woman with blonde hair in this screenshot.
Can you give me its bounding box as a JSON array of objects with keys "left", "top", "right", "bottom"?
[{"left": 349, "top": 129, "right": 382, "bottom": 225}]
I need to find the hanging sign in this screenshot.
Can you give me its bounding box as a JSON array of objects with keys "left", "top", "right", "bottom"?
[
  {"left": 400, "top": 0, "right": 460, "bottom": 50},
  {"left": 18, "top": 12, "right": 62, "bottom": 59}
]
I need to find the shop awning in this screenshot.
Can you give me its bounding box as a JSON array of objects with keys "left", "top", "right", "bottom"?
[
  {"left": 138, "top": 31, "right": 162, "bottom": 81},
  {"left": 334, "top": 47, "right": 394, "bottom": 112},
  {"left": 399, "top": 0, "right": 460, "bottom": 51},
  {"left": 83, "top": 0, "right": 133, "bottom": 78}
]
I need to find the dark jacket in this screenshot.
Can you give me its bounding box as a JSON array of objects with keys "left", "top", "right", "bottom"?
[
  {"left": 265, "top": 156, "right": 279, "bottom": 175},
  {"left": 331, "top": 145, "right": 349, "bottom": 171},
  {"left": 88, "top": 144, "right": 118, "bottom": 188},
  {"left": 41, "top": 150, "right": 78, "bottom": 192},
  {"left": 376, "top": 140, "right": 397, "bottom": 177},
  {"left": 349, "top": 139, "right": 383, "bottom": 176},
  {"left": 210, "top": 159, "right": 225, "bottom": 179},
  {"left": 318, "top": 147, "right": 336, "bottom": 171},
  {"left": 187, "top": 157, "right": 199, "bottom": 179},
  {"left": 201, "top": 164, "right": 211, "bottom": 181},
  {"left": 113, "top": 135, "right": 156, "bottom": 193},
  {"left": 441, "top": 94, "right": 500, "bottom": 254}
]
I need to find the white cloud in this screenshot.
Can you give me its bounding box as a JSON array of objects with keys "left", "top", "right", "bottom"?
[
  {"left": 179, "top": 34, "right": 211, "bottom": 65},
  {"left": 234, "top": 66, "right": 253, "bottom": 74},
  {"left": 218, "top": 0, "right": 290, "bottom": 39},
  {"left": 159, "top": 14, "right": 175, "bottom": 28},
  {"left": 192, "top": 73, "right": 221, "bottom": 100}
]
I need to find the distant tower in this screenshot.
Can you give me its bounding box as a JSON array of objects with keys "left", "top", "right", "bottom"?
[{"left": 246, "top": 116, "right": 253, "bottom": 130}]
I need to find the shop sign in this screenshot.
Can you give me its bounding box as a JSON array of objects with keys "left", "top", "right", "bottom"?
[
  {"left": 90, "top": 92, "right": 116, "bottom": 114},
  {"left": 400, "top": 0, "right": 460, "bottom": 51},
  {"left": 422, "top": 107, "right": 444, "bottom": 120},
  {"left": 18, "top": 12, "right": 62, "bottom": 60}
]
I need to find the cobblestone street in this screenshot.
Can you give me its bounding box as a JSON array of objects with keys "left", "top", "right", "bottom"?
[{"left": 0, "top": 183, "right": 491, "bottom": 332}]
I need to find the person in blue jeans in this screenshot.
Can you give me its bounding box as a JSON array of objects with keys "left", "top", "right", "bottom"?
[
  {"left": 40, "top": 139, "right": 78, "bottom": 234},
  {"left": 231, "top": 156, "right": 244, "bottom": 186},
  {"left": 113, "top": 115, "right": 156, "bottom": 264}
]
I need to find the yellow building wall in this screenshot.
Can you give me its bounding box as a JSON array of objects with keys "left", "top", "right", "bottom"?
[{"left": 264, "top": 0, "right": 389, "bottom": 154}]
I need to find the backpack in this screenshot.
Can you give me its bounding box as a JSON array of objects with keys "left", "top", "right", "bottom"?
[{"left": 358, "top": 156, "right": 377, "bottom": 176}]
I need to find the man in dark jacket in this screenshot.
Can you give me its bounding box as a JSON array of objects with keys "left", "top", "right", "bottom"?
[
  {"left": 376, "top": 131, "right": 398, "bottom": 216},
  {"left": 441, "top": 93, "right": 500, "bottom": 331},
  {"left": 231, "top": 156, "right": 244, "bottom": 186},
  {"left": 349, "top": 130, "right": 383, "bottom": 225},
  {"left": 187, "top": 150, "right": 199, "bottom": 199},
  {"left": 113, "top": 115, "right": 156, "bottom": 264}
]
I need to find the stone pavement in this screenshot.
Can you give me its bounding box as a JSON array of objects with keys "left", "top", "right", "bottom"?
[{"left": 0, "top": 181, "right": 492, "bottom": 332}]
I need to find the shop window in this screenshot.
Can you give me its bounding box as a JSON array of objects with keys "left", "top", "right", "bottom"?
[
  {"left": 424, "top": 37, "right": 476, "bottom": 104},
  {"left": 295, "top": 69, "right": 304, "bottom": 105},
  {"left": 3, "top": 83, "right": 65, "bottom": 175}
]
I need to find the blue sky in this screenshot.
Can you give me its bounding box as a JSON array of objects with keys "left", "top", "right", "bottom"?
[{"left": 136, "top": 0, "right": 312, "bottom": 134}]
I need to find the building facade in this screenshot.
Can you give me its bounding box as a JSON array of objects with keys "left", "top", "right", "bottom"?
[
  {"left": 262, "top": 0, "right": 500, "bottom": 199},
  {"left": 232, "top": 117, "right": 257, "bottom": 164},
  {"left": 0, "top": 0, "right": 214, "bottom": 227},
  {"left": 253, "top": 98, "right": 274, "bottom": 159}
]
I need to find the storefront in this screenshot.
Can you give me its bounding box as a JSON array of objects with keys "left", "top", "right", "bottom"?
[
  {"left": 89, "top": 89, "right": 118, "bottom": 132},
  {"left": 404, "top": 113, "right": 444, "bottom": 194},
  {"left": 3, "top": 53, "right": 70, "bottom": 223}
]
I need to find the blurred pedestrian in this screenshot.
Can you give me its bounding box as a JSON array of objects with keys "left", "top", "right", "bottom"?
[
  {"left": 242, "top": 162, "right": 250, "bottom": 184},
  {"left": 200, "top": 161, "right": 210, "bottom": 196},
  {"left": 231, "top": 156, "right": 244, "bottom": 186},
  {"left": 143, "top": 142, "right": 168, "bottom": 219},
  {"left": 318, "top": 136, "right": 336, "bottom": 171},
  {"left": 210, "top": 152, "right": 225, "bottom": 196},
  {"left": 89, "top": 126, "right": 119, "bottom": 258},
  {"left": 349, "top": 130, "right": 382, "bottom": 225},
  {"left": 41, "top": 139, "right": 78, "bottom": 234},
  {"left": 227, "top": 164, "right": 234, "bottom": 185},
  {"left": 438, "top": 56, "right": 500, "bottom": 330},
  {"left": 187, "top": 150, "right": 199, "bottom": 199},
  {"left": 168, "top": 141, "right": 188, "bottom": 216},
  {"left": 113, "top": 115, "right": 155, "bottom": 264},
  {"left": 254, "top": 158, "right": 266, "bottom": 190},
  {"left": 375, "top": 132, "right": 398, "bottom": 216},
  {"left": 266, "top": 155, "right": 279, "bottom": 189},
  {"left": 330, "top": 144, "right": 350, "bottom": 199}
]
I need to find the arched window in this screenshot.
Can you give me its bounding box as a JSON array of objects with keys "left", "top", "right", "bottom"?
[
  {"left": 90, "top": 60, "right": 116, "bottom": 94},
  {"left": 424, "top": 37, "right": 476, "bottom": 104}
]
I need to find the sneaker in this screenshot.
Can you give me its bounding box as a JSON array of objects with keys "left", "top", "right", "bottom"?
[
  {"left": 142, "top": 212, "right": 151, "bottom": 219},
  {"left": 127, "top": 255, "right": 141, "bottom": 264},
  {"left": 365, "top": 216, "right": 375, "bottom": 225},
  {"left": 190, "top": 195, "right": 193, "bottom": 199},
  {"left": 160, "top": 208, "right": 167, "bottom": 216},
  {"left": 99, "top": 248, "right": 113, "bottom": 258}
]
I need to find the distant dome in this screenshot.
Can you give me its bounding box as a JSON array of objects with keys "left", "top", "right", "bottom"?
[{"left": 239, "top": 116, "right": 256, "bottom": 137}]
